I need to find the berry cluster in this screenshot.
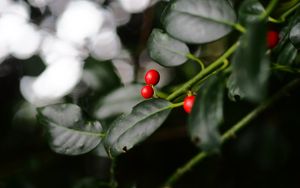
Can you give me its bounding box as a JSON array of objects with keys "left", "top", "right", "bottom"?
[
  {"left": 141, "top": 69, "right": 160, "bottom": 99},
  {"left": 140, "top": 69, "right": 197, "bottom": 114}
]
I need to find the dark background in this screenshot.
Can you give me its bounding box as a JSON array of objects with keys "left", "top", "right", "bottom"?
[{"left": 1, "top": 58, "right": 300, "bottom": 188}]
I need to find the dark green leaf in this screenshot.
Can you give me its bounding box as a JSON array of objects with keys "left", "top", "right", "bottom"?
[
  {"left": 238, "top": 0, "right": 265, "bottom": 26},
  {"left": 93, "top": 84, "right": 143, "bottom": 120},
  {"left": 162, "top": 0, "right": 236, "bottom": 43},
  {"left": 148, "top": 29, "right": 190, "bottom": 67},
  {"left": 273, "top": 11, "right": 300, "bottom": 54},
  {"left": 188, "top": 76, "right": 224, "bottom": 152},
  {"left": 37, "top": 104, "right": 103, "bottom": 155},
  {"left": 277, "top": 42, "right": 298, "bottom": 65},
  {"left": 226, "top": 74, "right": 245, "bottom": 101},
  {"left": 104, "top": 99, "right": 172, "bottom": 157},
  {"left": 231, "top": 21, "right": 270, "bottom": 102},
  {"left": 290, "top": 22, "right": 300, "bottom": 49}
]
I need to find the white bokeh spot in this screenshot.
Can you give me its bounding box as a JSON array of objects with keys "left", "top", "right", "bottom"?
[
  {"left": 56, "top": 0, "right": 105, "bottom": 46},
  {"left": 119, "top": 0, "right": 151, "bottom": 13},
  {"left": 89, "top": 30, "right": 122, "bottom": 61},
  {"left": 32, "top": 57, "right": 83, "bottom": 99}
]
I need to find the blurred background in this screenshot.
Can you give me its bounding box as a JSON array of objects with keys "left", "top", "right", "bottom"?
[{"left": 1, "top": 0, "right": 300, "bottom": 188}]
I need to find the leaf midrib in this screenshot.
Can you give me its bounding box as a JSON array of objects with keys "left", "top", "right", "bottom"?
[
  {"left": 170, "top": 5, "right": 234, "bottom": 27},
  {"left": 44, "top": 119, "right": 103, "bottom": 137},
  {"left": 108, "top": 103, "right": 171, "bottom": 151}
]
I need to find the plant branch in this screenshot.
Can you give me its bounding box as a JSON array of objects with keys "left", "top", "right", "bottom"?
[
  {"left": 272, "top": 64, "right": 300, "bottom": 74},
  {"left": 186, "top": 53, "right": 205, "bottom": 70},
  {"left": 166, "top": 42, "right": 239, "bottom": 101},
  {"left": 268, "top": 2, "right": 300, "bottom": 23},
  {"left": 109, "top": 158, "right": 118, "bottom": 188},
  {"left": 163, "top": 79, "right": 300, "bottom": 188},
  {"left": 232, "top": 23, "right": 246, "bottom": 33},
  {"left": 280, "top": 2, "right": 300, "bottom": 21},
  {"left": 191, "top": 59, "right": 229, "bottom": 92},
  {"left": 170, "top": 102, "right": 184, "bottom": 109},
  {"left": 260, "top": 0, "right": 279, "bottom": 20}
]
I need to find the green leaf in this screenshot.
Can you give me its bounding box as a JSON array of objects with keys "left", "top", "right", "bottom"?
[
  {"left": 104, "top": 99, "right": 172, "bottom": 157},
  {"left": 231, "top": 21, "right": 270, "bottom": 102},
  {"left": 238, "top": 0, "right": 265, "bottom": 26},
  {"left": 37, "top": 104, "right": 103, "bottom": 155},
  {"left": 277, "top": 41, "right": 298, "bottom": 65},
  {"left": 226, "top": 74, "right": 245, "bottom": 102},
  {"left": 93, "top": 84, "right": 143, "bottom": 120},
  {"left": 290, "top": 22, "right": 300, "bottom": 49},
  {"left": 188, "top": 76, "right": 224, "bottom": 152},
  {"left": 148, "top": 29, "right": 190, "bottom": 67},
  {"left": 273, "top": 11, "right": 300, "bottom": 54},
  {"left": 162, "top": 0, "right": 236, "bottom": 44}
]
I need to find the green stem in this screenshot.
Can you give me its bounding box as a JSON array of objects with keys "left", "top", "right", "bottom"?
[
  {"left": 166, "top": 42, "right": 239, "bottom": 101},
  {"left": 216, "top": 20, "right": 246, "bottom": 33},
  {"left": 163, "top": 79, "right": 300, "bottom": 188},
  {"left": 100, "top": 132, "right": 106, "bottom": 138},
  {"left": 186, "top": 53, "right": 205, "bottom": 70},
  {"left": 232, "top": 23, "right": 246, "bottom": 33},
  {"left": 272, "top": 64, "right": 300, "bottom": 74},
  {"left": 170, "top": 102, "right": 184, "bottom": 109},
  {"left": 268, "top": 16, "right": 281, "bottom": 23},
  {"left": 268, "top": 2, "right": 300, "bottom": 23},
  {"left": 260, "top": 0, "right": 279, "bottom": 20},
  {"left": 280, "top": 2, "right": 300, "bottom": 20},
  {"left": 191, "top": 59, "right": 229, "bottom": 92},
  {"left": 155, "top": 90, "right": 169, "bottom": 99},
  {"left": 110, "top": 159, "right": 118, "bottom": 188}
]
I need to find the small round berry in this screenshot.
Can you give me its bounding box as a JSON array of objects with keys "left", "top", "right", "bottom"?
[
  {"left": 141, "top": 85, "right": 154, "bottom": 99},
  {"left": 183, "top": 95, "right": 196, "bottom": 114},
  {"left": 267, "top": 30, "right": 279, "bottom": 49},
  {"left": 144, "top": 69, "right": 160, "bottom": 86}
]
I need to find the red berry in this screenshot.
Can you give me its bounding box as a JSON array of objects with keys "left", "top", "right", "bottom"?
[
  {"left": 141, "top": 85, "right": 154, "bottom": 99},
  {"left": 145, "top": 69, "right": 160, "bottom": 86},
  {"left": 183, "top": 95, "right": 196, "bottom": 114},
  {"left": 267, "top": 30, "right": 279, "bottom": 49}
]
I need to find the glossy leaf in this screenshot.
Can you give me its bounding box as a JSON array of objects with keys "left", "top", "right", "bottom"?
[
  {"left": 231, "top": 21, "right": 269, "bottom": 102},
  {"left": 37, "top": 104, "right": 103, "bottom": 155},
  {"left": 188, "top": 76, "right": 224, "bottom": 151},
  {"left": 277, "top": 42, "right": 298, "bottom": 65},
  {"left": 162, "top": 0, "right": 236, "bottom": 44},
  {"left": 93, "top": 84, "right": 143, "bottom": 120},
  {"left": 290, "top": 22, "right": 300, "bottom": 49},
  {"left": 226, "top": 74, "right": 245, "bottom": 102},
  {"left": 238, "top": 0, "right": 264, "bottom": 25},
  {"left": 273, "top": 11, "right": 300, "bottom": 54},
  {"left": 148, "top": 29, "right": 190, "bottom": 67},
  {"left": 104, "top": 99, "right": 172, "bottom": 157}
]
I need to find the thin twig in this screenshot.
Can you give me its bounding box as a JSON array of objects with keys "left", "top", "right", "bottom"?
[{"left": 163, "top": 79, "right": 300, "bottom": 187}]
